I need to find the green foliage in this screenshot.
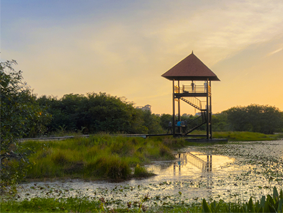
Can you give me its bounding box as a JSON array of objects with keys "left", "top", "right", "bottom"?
[
  {"left": 37, "top": 92, "right": 283, "bottom": 135},
  {"left": 224, "top": 104, "right": 283, "bottom": 134},
  {"left": 133, "top": 164, "right": 154, "bottom": 177},
  {"left": 86, "top": 155, "right": 131, "bottom": 180},
  {"left": 159, "top": 113, "right": 208, "bottom": 133},
  {"left": 0, "top": 60, "right": 51, "bottom": 193},
  {"left": 202, "top": 198, "right": 212, "bottom": 213},
  {"left": 212, "top": 113, "right": 230, "bottom": 131},
  {"left": 23, "top": 135, "right": 182, "bottom": 180},
  {"left": 38, "top": 93, "right": 163, "bottom": 134},
  {"left": 213, "top": 131, "right": 280, "bottom": 141},
  {"left": 182, "top": 113, "right": 206, "bottom": 131},
  {"left": 141, "top": 110, "right": 163, "bottom": 134},
  {"left": 160, "top": 113, "right": 172, "bottom": 130},
  {"left": 197, "top": 188, "right": 283, "bottom": 213},
  {"left": 0, "top": 197, "right": 102, "bottom": 213}
]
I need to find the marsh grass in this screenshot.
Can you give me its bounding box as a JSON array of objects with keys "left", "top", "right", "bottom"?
[
  {"left": 213, "top": 131, "right": 282, "bottom": 141},
  {"left": 190, "top": 130, "right": 282, "bottom": 141},
  {"left": 22, "top": 135, "right": 188, "bottom": 181},
  {"left": 0, "top": 197, "right": 102, "bottom": 213},
  {"left": 21, "top": 131, "right": 280, "bottom": 181},
  {"left": 133, "top": 164, "right": 154, "bottom": 178}
]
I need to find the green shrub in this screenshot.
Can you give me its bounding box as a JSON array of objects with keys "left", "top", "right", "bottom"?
[
  {"left": 134, "top": 164, "right": 153, "bottom": 177},
  {"left": 85, "top": 155, "right": 131, "bottom": 180},
  {"left": 52, "top": 151, "right": 70, "bottom": 166},
  {"left": 22, "top": 135, "right": 198, "bottom": 181}
]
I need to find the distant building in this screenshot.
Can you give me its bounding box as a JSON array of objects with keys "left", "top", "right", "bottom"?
[{"left": 136, "top": 104, "right": 151, "bottom": 112}]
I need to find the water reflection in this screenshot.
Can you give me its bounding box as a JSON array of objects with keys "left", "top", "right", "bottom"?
[
  {"left": 14, "top": 141, "right": 283, "bottom": 210},
  {"left": 145, "top": 151, "right": 233, "bottom": 180},
  {"left": 173, "top": 152, "right": 213, "bottom": 174},
  {"left": 173, "top": 152, "right": 213, "bottom": 188}
]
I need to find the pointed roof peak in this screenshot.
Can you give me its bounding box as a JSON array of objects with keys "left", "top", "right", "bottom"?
[{"left": 162, "top": 52, "right": 220, "bottom": 81}]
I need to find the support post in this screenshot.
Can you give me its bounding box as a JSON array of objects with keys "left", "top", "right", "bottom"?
[
  {"left": 178, "top": 80, "right": 181, "bottom": 134},
  {"left": 207, "top": 155, "right": 209, "bottom": 172},
  {"left": 172, "top": 79, "right": 175, "bottom": 137},
  {"left": 206, "top": 79, "right": 209, "bottom": 139},
  {"left": 209, "top": 81, "right": 212, "bottom": 139},
  {"left": 210, "top": 154, "right": 212, "bottom": 171}
]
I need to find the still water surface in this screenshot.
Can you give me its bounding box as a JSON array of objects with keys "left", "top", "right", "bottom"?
[{"left": 17, "top": 140, "right": 283, "bottom": 209}]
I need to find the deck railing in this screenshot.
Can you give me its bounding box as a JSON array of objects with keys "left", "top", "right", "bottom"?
[
  {"left": 175, "top": 85, "right": 211, "bottom": 94},
  {"left": 182, "top": 85, "right": 208, "bottom": 93}
]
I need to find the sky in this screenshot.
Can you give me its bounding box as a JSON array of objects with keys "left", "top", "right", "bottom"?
[{"left": 1, "top": 0, "right": 283, "bottom": 114}]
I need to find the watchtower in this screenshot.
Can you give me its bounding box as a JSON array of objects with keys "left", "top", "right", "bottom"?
[{"left": 162, "top": 52, "right": 220, "bottom": 139}]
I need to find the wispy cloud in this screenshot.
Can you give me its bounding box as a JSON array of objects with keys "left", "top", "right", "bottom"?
[
  {"left": 2, "top": 0, "right": 283, "bottom": 113},
  {"left": 267, "top": 47, "right": 283, "bottom": 56}
]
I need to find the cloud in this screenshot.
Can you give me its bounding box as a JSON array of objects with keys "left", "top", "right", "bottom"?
[
  {"left": 2, "top": 0, "right": 283, "bottom": 113},
  {"left": 267, "top": 47, "right": 283, "bottom": 56}
]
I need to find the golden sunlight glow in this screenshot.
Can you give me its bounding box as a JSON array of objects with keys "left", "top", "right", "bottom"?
[{"left": 2, "top": 0, "right": 283, "bottom": 114}]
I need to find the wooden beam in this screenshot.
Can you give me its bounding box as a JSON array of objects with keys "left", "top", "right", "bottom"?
[{"left": 172, "top": 79, "right": 175, "bottom": 137}]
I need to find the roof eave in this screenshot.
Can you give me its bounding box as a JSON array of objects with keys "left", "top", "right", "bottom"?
[{"left": 162, "top": 75, "right": 220, "bottom": 81}]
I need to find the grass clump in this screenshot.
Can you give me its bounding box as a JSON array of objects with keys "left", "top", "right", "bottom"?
[
  {"left": 85, "top": 155, "right": 131, "bottom": 180},
  {"left": 22, "top": 134, "right": 188, "bottom": 181},
  {"left": 24, "top": 132, "right": 272, "bottom": 181},
  {"left": 133, "top": 164, "right": 154, "bottom": 178}
]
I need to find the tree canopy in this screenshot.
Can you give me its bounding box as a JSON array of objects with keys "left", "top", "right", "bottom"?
[
  {"left": 0, "top": 60, "right": 51, "bottom": 192},
  {"left": 37, "top": 93, "right": 163, "bottom": 134},
  {"left": 223, "top": 104, "right": 283, "bottom": 134}
]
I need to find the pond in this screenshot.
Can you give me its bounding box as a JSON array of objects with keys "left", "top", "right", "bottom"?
[{"left": 16, "top": 140, "right": 283, "bottom": 209}]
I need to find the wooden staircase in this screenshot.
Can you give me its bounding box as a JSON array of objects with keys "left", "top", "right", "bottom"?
[
  {"left": 180, "top": 97, "right": 207, "bottom": 136},
  {"left": 180, "top": 97, "right": 203, "bottom": 111},
  {"left": 184, "top": 111, "right": 207, "bottom": 135}
]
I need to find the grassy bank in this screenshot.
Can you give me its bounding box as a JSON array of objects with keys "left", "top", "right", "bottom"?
[
  {"left": 22, "top": 135, "right": 194, "bottom": 181},
  {"left": 207, "top": 131, "right": 282, "bottom": 141},
  {"left": 20, "top": 131, "right": 283, "bottom": 181},
  {"left": 1, "top": 187, "right": 282, "bottom": 212}
]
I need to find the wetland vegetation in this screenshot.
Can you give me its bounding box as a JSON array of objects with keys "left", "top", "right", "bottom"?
[
  {"left": 2, "top": 136, "right": 283, "bottom": 212},
  {"left": 22, "top": 135, "right": 182, "bottom": 181},
  {"left": 2, "top": 60, "right": 283, "bottom": 212},
  {"left": 18, "top": 131, "right": 283, "bottom": 182},
  {"left": 1, "top": 187, "right": 282, "bottom": 212}
]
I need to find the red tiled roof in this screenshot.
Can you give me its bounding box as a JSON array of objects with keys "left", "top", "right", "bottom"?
[{"left": 162, "top": 52, "right": 220, "bottom": 81}]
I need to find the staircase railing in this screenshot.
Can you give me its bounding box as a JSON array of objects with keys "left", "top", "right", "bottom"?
[
  {"left": 180, "top": 97, "right": 203, "bottom": 111},
  {"left": 184, "top": 111, "right": 207, "bottom": 135}
]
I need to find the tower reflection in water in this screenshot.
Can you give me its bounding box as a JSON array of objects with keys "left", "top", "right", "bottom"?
[{"left": 173, "top": 152, "right": 213, "bottom": 188}]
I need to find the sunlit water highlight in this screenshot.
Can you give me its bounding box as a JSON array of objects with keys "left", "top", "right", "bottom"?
[{"left": 16, "top": 140, "right": 283, "bottom": 209}]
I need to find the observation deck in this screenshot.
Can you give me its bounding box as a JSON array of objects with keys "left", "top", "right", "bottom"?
[{"left": 174, "top": 84, "right": 211, "bottom": 98}]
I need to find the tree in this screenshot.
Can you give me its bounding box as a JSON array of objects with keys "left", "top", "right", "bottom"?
[
  {"left": 212, "top": 112, "right": 229, "bottom": 131},
  {"left": 160, "top": 114, "right": 172, "bottom": 131},
  {"left": 0, "top": 60, "right": 51, "bottom": 193},
  {"left": 37, "top": 92, "right": 165, "bottom": 134},
  {"left": 141, "top": 110, "right": 163, "bottom": 134},
  {"left": 224, "top": 104, "right": 283, "bottom": 134}
]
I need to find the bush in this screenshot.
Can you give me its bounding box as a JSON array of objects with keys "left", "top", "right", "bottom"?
[
  {"left": 85, "top": 155, "right": 131, "bottom": 180},
  {"left": 134, "top": 164, "right": 153, "bottom": 177}
]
